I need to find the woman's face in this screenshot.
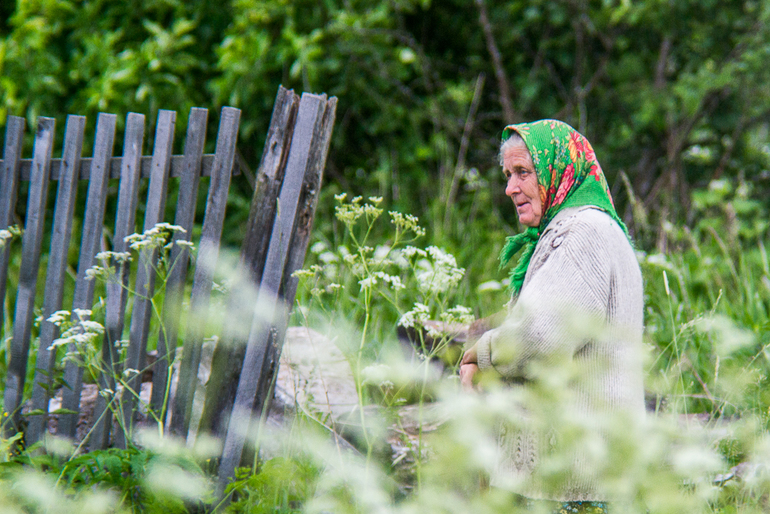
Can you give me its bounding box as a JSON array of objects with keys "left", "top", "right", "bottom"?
[{"left": 503, "top": 144, "right": 542, "bottom": 228}]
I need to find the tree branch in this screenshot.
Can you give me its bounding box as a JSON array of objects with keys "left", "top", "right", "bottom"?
[{"left": 475, "top": 0, "right": 517, "bottom": 124}]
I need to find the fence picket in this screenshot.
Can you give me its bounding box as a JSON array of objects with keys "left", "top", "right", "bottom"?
[
  {"left": 0, "top": 116, "right": 25, "bottom": 338},
  {"left": 28, "top": 115, "right": 86, "bottom": 443},
  {"left": 114, "top": 110, "right": 176, "bottom": 448},
  {"left": 151, "top": 108, "right": 208, "bottom": 421},
  {"left": 79, "top": 113, "right": 146, "bottom": 446},
  {"left": 170, "top": 107, "right": 241, "bottom": 437},
  {"left": 52, "top": 114, "right": 117, "bottom": 442},
  {"left": 3, "top": 117, "right": 55, "bottom": 433}
]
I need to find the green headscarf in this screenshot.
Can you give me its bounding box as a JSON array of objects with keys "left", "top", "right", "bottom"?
[{"left": 499, "top": 119, "right": 628, "bottom": 294}]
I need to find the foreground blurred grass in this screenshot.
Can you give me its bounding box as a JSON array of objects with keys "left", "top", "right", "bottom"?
[{"left": 1, "top": 179, "right": 770, "bottom": 512}]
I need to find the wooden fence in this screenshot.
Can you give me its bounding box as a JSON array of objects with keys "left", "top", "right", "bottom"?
[{"left": 0, "top": 86, "right": 336, "bottom": 488}]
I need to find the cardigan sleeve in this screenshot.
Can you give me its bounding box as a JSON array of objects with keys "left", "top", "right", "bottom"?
[{"left": 476, "top": 210, "right": 615, "bottom": 380}]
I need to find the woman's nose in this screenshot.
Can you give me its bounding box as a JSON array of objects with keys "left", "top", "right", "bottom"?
[{"left": 505, "top": 175, "right": 520, "bottom": 196}]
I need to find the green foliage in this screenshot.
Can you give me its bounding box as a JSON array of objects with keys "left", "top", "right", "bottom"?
[{"left": 224, "top": 457, "right": 319, "bottom": 513}]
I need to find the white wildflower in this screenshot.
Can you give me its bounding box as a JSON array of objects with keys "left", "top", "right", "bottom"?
[
  {"left": 174, "top": 240, "right": 194, "bottom": 249},
  {"left": 361, "top": 363, "right": 390, "bottom": 385},
  {"left": 85, "top": 266, "right": 106, "bottom": 281},
  {"left": 402, "top": 246, "right": 426, "bottom": 259},
  {"left": 318, "top": 251, "right": 338, "bottom": 264},
  {"left": 155, "top": 222, "right": 186, "bottom": 233},
  {"left": 373, "top": 271, "right": 405, "bottom": 291},
  {"left": 441, "top": 305, "right": 475, "bottom": 324},
  {"left": 415, "top": 246, "right": 464, "bottom": 294},
  {"left": 398, "top": 303, "right": 430, "bottom": 328},
  {"left": 310, "top": 241, "right": 328, "bottom": 254},
  {"left": 389, "top": 211, "right": 425, "bottom": 236},
  {"left": 363, "top": 203, "right": 383, "bottom": 218},
  {"left": 47, "top": 310, "right": 70, "bottom": 325},
  {"left": 325, "top": 283, "right": 344, "bottom": 293},
  {"left": 73, "top": 308, "right": 92, "bottom": 320},
  {"left": 80, "top": 320, "right": 105, "bottom": 334},
  {"left": 358, "top": 276, "right": 378, "bottom": 291},
  {"left": 373, "top": 245, "right": 391, "bottom": 262}
]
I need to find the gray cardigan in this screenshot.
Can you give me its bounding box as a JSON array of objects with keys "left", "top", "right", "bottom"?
[{"left": 475, "top": 206, "right": 644, "bottom": 501}]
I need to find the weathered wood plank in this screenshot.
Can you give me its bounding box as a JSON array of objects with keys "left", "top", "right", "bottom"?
[
  {"left": 28, "top": 115, "right": 86, "bottom": 443},
  {"left": 3, "top": 117, "right": 55, "bottom": 434},
  {"left": 170, "top": 107, "right": 241, "bottom": 437},
  {"left": 0, "top": 116, "right": 25, "bottom": 338},
  {"left": 76, "top": 112, "right": 145, "bottom": 446},
  {"left": 252, "top": 96, "right": 338, "bottom": 419},
  {"left": 7, "top": 153, "right": 241, "bottom": 181},
  {"left": 115, "top": 110, "right": 176, "bottom": 448},
  {"left": 217, "top": 94, "right": 329, "bottom": 493},
  {"left": 151, "top": 107, "right": 208, "bottom": 420},
  {"left": 199, "top": 86, "right": 299, "bottom": 438},
  {"left": 54, "top": 114, "right": 117, "bottom": 443}
]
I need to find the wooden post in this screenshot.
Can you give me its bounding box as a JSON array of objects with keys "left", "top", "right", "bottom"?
[
  {"left": 216, "top": 93, "right": 336, "bottom": 497},
  {"left": 198, "top": 86, "right": 299, "bottom": 438}
]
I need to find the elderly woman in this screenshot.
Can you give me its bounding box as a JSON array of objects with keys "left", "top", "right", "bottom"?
[{"left": 460, "top": 120, "right": 644, "bottom": 513}]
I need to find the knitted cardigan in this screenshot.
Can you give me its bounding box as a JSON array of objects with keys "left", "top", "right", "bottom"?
[{"left": 475, "top": 206, "right": 645, "bottom": 502}]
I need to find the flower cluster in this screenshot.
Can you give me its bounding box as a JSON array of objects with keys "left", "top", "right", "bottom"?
[
  {"left": 389, "top": 211, "right": 425, "bottom": 237},
  {"left": 397, "top": 303, "right": 430, "bottom": 329},
  {"left": 414, "top": 246, "right": 465, "bottom": 295},
  {"left": 358, "top": 271, "right": 405, "bottom": 292},
  {"left": 440, "top": 305, "right": 474, "bottom": 325},
  {"left": 334, "top": 194, "right": 384, "bottom": 227},
  {"left": 47, "top": 309, "right": 105, "bottom": 353},
  {"left": 124, "top": 222, "right": 187, "bottom": 252},
  {"left": 85, "top": 223, "right": 196, "bottom": 283}
]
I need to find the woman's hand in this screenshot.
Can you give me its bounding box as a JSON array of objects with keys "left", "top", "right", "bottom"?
[
  {"left": 460, "top": 363, "right": 479, "bottom": 391},
  {"left": 460, "top": 344, "right": 479, "bottom": 391}
]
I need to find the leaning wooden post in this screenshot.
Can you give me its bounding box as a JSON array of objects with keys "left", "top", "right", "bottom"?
[
  {"left": 251, "top": 96, "right": 337, "bottom": 417},
  {"left": 198, "top": 86, "right": 299, "bottom": 438},
  {"left": 216, "top": 93, "right": 336, "bottom": 497}
]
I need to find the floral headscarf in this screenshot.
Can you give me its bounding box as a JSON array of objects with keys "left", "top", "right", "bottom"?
[{"left": 499, "top": 119, "right": 628, "bottom": 294}]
